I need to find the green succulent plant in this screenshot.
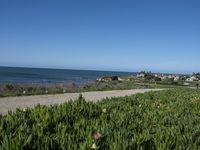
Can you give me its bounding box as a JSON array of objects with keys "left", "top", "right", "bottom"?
[{"left": 1, "top": 89, "right": 200, "bottom": 149}]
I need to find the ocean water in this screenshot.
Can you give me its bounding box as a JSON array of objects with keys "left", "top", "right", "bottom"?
[{"left": 0, "top": 67, "right": 136, "bottom": 85}]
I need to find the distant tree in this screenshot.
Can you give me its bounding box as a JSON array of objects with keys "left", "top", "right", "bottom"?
[
  {"left": 154, "top": 77, "right": 162, "bottom": 82},
  {"left": 144, "top": 72, "right": 154, "bottom": 80},
  {"left": 5, "top": 84, "right": 14, "bottom": 91},
  {"left": 163, "top": 78, "right": 174, "bottom": 84},
  {"left": 196, "top": 83, "right": 199, "bottom": 89},
  {"left": 192, "top": 72, "right": 200, "bottom": 80},
  {"left": 179, "top": 75, "right": 187, "bottom": 81},
  {"left": 139, "top": 71, "right": 146, "bottom": 74},
  {"left": 196, "top": 73, "right": 200, "bottom": 80}
]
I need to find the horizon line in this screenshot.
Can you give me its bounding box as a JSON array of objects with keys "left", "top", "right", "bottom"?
[{"left": 0, "top": 65, "right": 192, "bottom": 75}]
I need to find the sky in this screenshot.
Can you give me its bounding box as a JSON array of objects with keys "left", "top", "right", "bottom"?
[{"left": 0, "top": 0, "right": 200, "bottom": 73}]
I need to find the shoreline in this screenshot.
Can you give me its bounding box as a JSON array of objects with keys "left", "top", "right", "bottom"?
[{"left": 0, "top": 88, "right": 161, "bottom": 115}]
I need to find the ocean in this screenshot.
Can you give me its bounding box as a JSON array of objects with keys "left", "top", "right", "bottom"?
[{"left": 0, "top": 67, "right": 136, "bottom": 85}]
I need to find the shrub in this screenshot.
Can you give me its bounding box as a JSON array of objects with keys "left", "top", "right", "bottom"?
[{"left": 5, "top": 84, "right": 14, "bottom": 91}]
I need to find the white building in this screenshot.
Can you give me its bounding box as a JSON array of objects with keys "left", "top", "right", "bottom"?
[
  {"left": 174, "top": 76, "right": 180, "bottom": 81},
  {"left": 137, "top": 73, "right": 145, "bottom": 78},
  {"left": 186, "top": 76, "right": 199, "bottom": 82}
]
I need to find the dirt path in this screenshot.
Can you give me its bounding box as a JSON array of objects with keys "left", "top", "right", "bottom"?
[{"left": 0, "top": 89, "right": 161, "bottom": 115}]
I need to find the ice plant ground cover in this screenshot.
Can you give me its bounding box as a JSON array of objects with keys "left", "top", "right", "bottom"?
[{"left": 0, "top": 89, "right": 200, "bottom": 149}]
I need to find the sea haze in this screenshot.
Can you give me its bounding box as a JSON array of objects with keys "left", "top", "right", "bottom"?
[{"left": 0, "top": 67, "right": 136, "bottom": 85}]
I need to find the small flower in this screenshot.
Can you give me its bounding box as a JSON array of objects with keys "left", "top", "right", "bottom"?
[
  {"left": 22, "top": 108, "right": 27, "bottom": 112},
  {"left": 23, "top": 90, "right": 26, "bottom": 94},
  {"left": 102, "top": 108, "right": 107, "bottom": 113},
  {"left": 94, "top": 132, "right": 102, "bottom": 140},
  {"left": 139, "top": 104, "right": 142, "bottom": 108},
  {"left": 91, "top": 143, "right": 97, "bottom": 149}
]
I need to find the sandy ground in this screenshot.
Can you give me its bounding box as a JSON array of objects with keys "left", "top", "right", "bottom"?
[{"left": 0, "top": 89, "right": 161, "bottom": 115}]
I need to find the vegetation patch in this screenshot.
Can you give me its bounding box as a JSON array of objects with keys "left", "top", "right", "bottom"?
[{"left": 1, "top": 89, "right": 200, "bottom": 149}]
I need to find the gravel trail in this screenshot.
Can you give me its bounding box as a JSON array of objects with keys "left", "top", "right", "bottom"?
[{"left": 0, "top": 89, "right": 161, "bottom": 115}]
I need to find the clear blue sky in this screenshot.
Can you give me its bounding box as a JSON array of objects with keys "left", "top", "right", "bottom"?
[{"left": 0, "top": 0, "right": 200, "bottom": 73}]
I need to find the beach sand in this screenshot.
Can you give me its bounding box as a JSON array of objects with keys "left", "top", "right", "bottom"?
[{"left": 0, "top": 89, "right": 161, "bottom": 115}]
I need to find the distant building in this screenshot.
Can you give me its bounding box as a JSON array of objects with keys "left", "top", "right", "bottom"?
[
  {"left": 168, "top": 75, "right": 173, "bottom": 79},
  {"left": 161, "top": 76, "right": 167, "bottom": 80},
  {"left": 186, "top": 76, "right": 199, "bottom": 82},
  {"left": 137, "top": 73, "right": 145, "bottom": 78},
  {"left": 118, "top": 77, "right": 124, "bottom": 81},
  {"left": 174, "top": 76, "right": 180, "bottom": 81},
  {"left": 96, "top": 76, "right": 119, "bottom": 82}
]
